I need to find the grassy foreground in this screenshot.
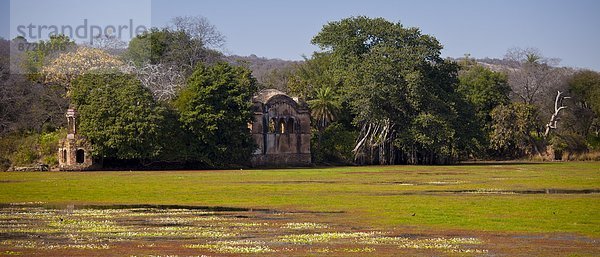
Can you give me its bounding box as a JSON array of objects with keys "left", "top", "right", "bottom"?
[{"left": 1, "top": 162, "right": 599, "bottom": 236}]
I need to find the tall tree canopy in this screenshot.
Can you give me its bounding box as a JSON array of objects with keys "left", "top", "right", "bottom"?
[
  {"left": 569, "top": 70, "right": 600, "bottom": 119},
  {"left": 568, "top": 70, "right": 600, "bottom": 138},
  {"left": 125, "top": 27, "right": 222, "bottom": 71},
  {"left": 458, "top": 61, "right": 511, "bottom": 155},
  {"left": 311, "top": 16, "right": 478, "bottom": 164},
  {"left": 71, "top": 73, "right": 165, "bottom": 160},
  {"left": 458, "top": 63, "right": 511, "bottom": 126},
  {"left": 174, "top": 62, "right": 257, "bottom": 166},
  {"left": 42, "top": 47, "right": 124, "bottom": 92},
  {"left": 490, "top": 103, "right": 540, "bottom": 158}
]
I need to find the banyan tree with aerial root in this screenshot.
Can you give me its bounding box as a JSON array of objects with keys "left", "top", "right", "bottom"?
[{"left": 311, "top": 17, "right": 480, "bottom": 165}]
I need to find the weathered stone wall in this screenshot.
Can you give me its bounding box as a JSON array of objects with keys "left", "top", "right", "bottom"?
[
  {"left": 251, "top": 153, "right": 312, "bottom": 167},
  {"left": 58, "top": 137, "right": 97, "bottom": 171}
]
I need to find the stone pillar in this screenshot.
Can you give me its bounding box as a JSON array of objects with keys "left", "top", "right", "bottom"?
[{"left": 66, "top": 109, "right": 77, "bottom": 139}]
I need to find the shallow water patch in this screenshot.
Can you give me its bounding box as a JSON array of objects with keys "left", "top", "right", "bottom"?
[{"left": 0, "top": 204, "right": 491, "bottom": 256}]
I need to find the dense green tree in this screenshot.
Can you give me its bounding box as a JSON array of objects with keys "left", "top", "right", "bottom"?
[
  {"left": 288, "top": 53, "right": 338, "bottom": 98},
  {"left": 457, "top": 62, "right": 511, "bottom": 156},
  {"left": 287, "top": 53, "right": 355, "bottom": 164},
  {"left": 458, "top": 64, "right": 511, "bottom": 126},
  {"left": 490, "top": 103, "right": 541, "bottom": 158},
  {"left": 311, "top": 16, "right": 479, "bottom": 164},
  {"left": 71, "top": 73, "right": 165, "bottom": 160},
  {"left": 174, "top": 62, "right": 257, "bottom": 166},
  {"left": 569, "top": 71, "right": 600, "bottom": 121},
  {"left": 124, "top": 28, "right": 163, "bottom": 65},
  {"left": 288, "top": 53, "right": 354, "bottom": 128},
  {"left": 567, "top": 70, "right": 600, "bottom": 147},
  {"left": 125, "top": 28, "right": 222, "bottom": 71},
  {"left": 311, "top": 122, "right": 356, "bottom": 164}
]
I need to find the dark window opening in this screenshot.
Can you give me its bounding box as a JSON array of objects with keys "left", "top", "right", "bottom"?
[
  {"left": 286, "top": 118, "right": 295, "bottom": 134},
  {"left": 62, "top": 150, "right": 67, "bottom": 163},
  {"left": 76, "top": 149, "right": 85, "bottom": 164}
]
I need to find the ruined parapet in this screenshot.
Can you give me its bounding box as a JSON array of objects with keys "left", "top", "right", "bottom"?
[{"left": 250, "top": 89, "right": 311, "bottom": 167}]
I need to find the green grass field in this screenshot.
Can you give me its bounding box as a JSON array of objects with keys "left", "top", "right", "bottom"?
[{"left": 1, "top": 162, "right": 599, "bottom": 237}]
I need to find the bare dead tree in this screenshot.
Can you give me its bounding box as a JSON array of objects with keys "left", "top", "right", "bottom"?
[
  {"left": 86, "top": 33, "right": 127, "bottom": 55},
  {"left": 121, "top": 62, "right": 184, "bottom": 102},
  {"left": 163, "top": 16, "right": 226, "bottom": 71},
  {"left": 504, "top": 47, "right": 563, "bottom": 105},
  {"left": 544, "top": 91, "right": 570, "bottom": 137},
  {"left": 170, "top": 16, "right": 226, "bottom": 49}
]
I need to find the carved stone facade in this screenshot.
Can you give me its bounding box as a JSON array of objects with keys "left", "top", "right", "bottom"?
[
  {"left": 250, "top": 89, "right": 311, "bottom": 166},
  {"left": 58, "top": 109, "right": 97, "bottom": 171}
]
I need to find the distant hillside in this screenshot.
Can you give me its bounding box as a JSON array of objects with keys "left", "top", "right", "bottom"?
[
  {"left": 448, "top": 57, "right": 517, "bottom": 72},
  {"left": 225, "top": 54, "right": 301, "bottom": 92}
]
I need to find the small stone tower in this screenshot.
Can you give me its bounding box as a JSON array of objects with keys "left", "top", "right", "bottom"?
[{"left": 58, "top": 108, "right": 96, "bottom": 171}]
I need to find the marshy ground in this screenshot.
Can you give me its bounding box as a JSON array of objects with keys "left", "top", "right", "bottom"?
[
  {"left": 0, "top": 162, "right": 598, "bottom": 256},
  {"left": 1, "top": 203, "right": 596, "bottom": 256}
]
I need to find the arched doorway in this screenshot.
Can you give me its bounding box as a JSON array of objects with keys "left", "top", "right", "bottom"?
[{"left": 76, "top": 149, "right": 85, "bottom": 164}]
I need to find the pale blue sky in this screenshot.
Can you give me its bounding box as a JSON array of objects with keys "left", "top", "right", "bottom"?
[{"left": 2, "top": 0, "right": 599, "bottom": 70}]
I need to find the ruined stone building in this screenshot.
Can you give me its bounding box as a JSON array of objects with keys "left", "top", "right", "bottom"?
[
  {"left": 250, "top": 89, "right": 311, "bottom": 166},
  {"left": 57, "top": 108, "right": 97, "bottom": 171}
]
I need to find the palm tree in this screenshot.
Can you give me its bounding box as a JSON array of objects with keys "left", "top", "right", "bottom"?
[
  {"left": 308, "top": 86, "right": 339, "bottom": 131},
  {"left": 308, "top": 86, "right": 340, "bottom": 161}
]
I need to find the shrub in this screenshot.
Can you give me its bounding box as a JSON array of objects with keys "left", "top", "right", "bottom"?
[
  {"left": 39, "top": 129, "right": 63, "bottom": 166},
  {"left": 12, "top": 134, "right": 39, "bottom": 166},
  {"left": 0, "top": 130, "right": 64, "bottom": 170},
  {"left": 570, "top": 151, "right": 600, "bottom": 161},
  {"left": 587, "top": 135, "right": 600, "bottom": 150},
  {"left": 551, "top": 132, "right": 588, "bottom": 160},
  {"left": 312, "top": 122, "right": 357, "bottom": 164}
]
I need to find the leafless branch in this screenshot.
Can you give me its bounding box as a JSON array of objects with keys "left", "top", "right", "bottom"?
[{"left": 121, "top": 61, "right": 185, "bottom": 102}]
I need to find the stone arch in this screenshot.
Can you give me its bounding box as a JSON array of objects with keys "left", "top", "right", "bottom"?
[{"left": 76, "top": 149, "right": 85, "bottom": 164}]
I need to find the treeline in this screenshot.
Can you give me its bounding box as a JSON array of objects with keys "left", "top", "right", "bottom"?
[
  {"left": 1, "top": 16, "right": 599, "bottom": 170},
  {"left": 284, "top": 18, "right": 600, "bottom": 164},
  {"left": 0, "top": 16, "right": 257, "bottom": 170}
]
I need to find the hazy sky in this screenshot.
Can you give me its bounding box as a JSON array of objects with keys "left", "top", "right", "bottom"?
[{"left": 2, "top": 0, "right": 599, "bottom": 70}]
